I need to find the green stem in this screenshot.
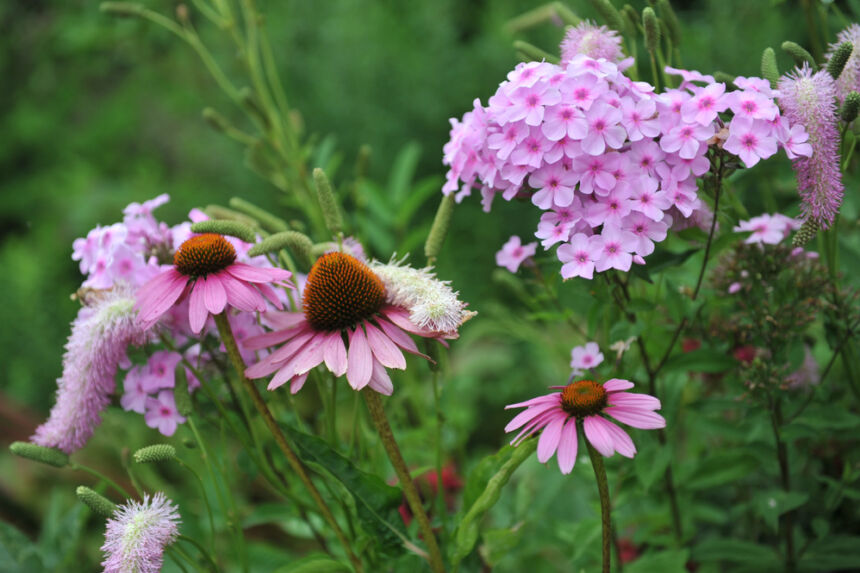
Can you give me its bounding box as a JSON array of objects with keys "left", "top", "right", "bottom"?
[
  {"left": 363, "top": 391, "right": 446, "bottom": 573},
  {"left": 70, "top": 463, "right": 131, "bottom": 498},
  {"left": 213, "top": 313, "right": 363, "bottom": 573},
  {"left": 178, "top": 534, "right": 220, "bottom": 572},
  {"left": 585, "top": 436, "right": 612, "bottom": 573},
  {"left": 431, "top": 369, "right": 448, "bottom": 533},
  {"left": 174, "top": 456, "right": 218, "bottom": 556},
  {"left": 769, "top": 397, "right": 796, "bottom": 572}
]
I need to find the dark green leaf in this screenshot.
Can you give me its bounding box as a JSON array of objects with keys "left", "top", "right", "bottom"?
[
  {"left": 692, "top": 538, "right": 778, "bottom": 565},
  {"left": 686, "top": 451, "right": 759, "bottom": 490},
  {"left": 754, "top": 490, "right": 808, "bottom": 531},
  {"left": 662, "top": 348, "right": 735, "bottom": 374},
  {"left": 479, "top": 527, "right": 523, "bottom": 567},
  {"left": 271, "top": 553, "right": 351, "bottom": 573},
  {"left": 624, "top": 549, "right": 689, "bottom": 573}
]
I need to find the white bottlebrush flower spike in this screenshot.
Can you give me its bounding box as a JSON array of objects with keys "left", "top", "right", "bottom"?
[{"left": 370, "top": 258, "right": 476, "bottom": 334}]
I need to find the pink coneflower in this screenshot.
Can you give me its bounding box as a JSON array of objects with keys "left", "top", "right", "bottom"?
[
  {"left": 560, "top": 21, "right": 624, "bottom": 65},
  {"left": 778, "top": 65, "right": 844, "bottom": 228},
  {"left": 245, "top": 252, "right": 469, "bottom": 395},
  {"left": 135, "top": 233, "right": 292, "bottom": 333},
  {"left": 32, "top": 285, "right": 147, "bottom": 454},
  {"left": 505, "top": 379, "right": 665, "bottom": 474},
  {"left": 101, "top": 492, "right": 180, "bottom": 573}
]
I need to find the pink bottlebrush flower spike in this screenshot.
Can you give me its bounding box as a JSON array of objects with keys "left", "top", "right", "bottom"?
[
  {"left": 560, "top": 21, "right": 624, "bottom": 65},
  {"left": 505, "top": 378, "right": 665, "bottom": 474},
  {"left": 135, "top": 233, "right": 292, "bottom": 333},
  {"left": 778, "top": 65, "right": 844, "bottom": 228},
  {"left": 101, "top": 492, "right": 180, "bottom": 573}
]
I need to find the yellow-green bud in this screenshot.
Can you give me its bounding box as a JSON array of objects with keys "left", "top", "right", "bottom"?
[
  {"left": 202, "top": 107, "right": 231, "bottom": 134},
  {"left": 190, "top": 220, "right": 257, "bottom": 243},
  {"left": 588, "top": 0, "right": 626, "bottom": 33},
  {"left": 228, "top": 197, "right": 288, "bottom": 233},
  {"left": 643, "top": 7, "right": 660, "bottom": 54},
  {"left": 313, "top": 168, "right": 343, "bottom": 236},
  {"left": 792, "top": 218, "right": 818, "bottom": 247},
  {"left": 842, "top": 92, "right": 860, "bottom": 124},
  {"left": 133, "top": 444, "right": 177, "bottom": 464},
  {"left": 76, "top": 486, "right": 117, "bottom": 518},
  {"left": 424, "top": 194, "right": 456, "bottom": 262},
  {"left": 761, "top": 47, "right": 780, "bottom": 89},
  {"left": 10, "top": 442, "right": 69, "bottom": 468},
  {"left": 781, "top": 41, "right": 816, "bottom": 69},
  {"left": 247, "top": 231, "right": 313, "bottom": 268},
  {"left": 621, "top": 5, "right": 640, "bottom": 37},
  {"left": 827, "top": 42, "right": 853, "bottom": 80}
]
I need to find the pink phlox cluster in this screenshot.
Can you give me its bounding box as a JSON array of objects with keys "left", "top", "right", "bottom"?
[
  {"left": 31, "top": 285, "right": 148, "bottom": 453},
  {"left": 733, "top": 213, "right": 801, "bottom": 245},
  {"left": 442, "top": 56, "right": 807, "bottom": 280},
  {"left": 101, "top": 492, "right": 180, "bottom": 573},
  {"left": 496, "top": 235, "right": 537, "bottom": 272}
]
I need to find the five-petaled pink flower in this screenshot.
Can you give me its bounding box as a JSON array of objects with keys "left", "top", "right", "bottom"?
[
  {"left": 135, "top": 233, "right": 292, "bottom": 334},
  {"left": 570, "top": 342, "right": 605, "bottom": 371},
  {"left": 496, "top": 236, "right": 538, "bottom": 273},
  {"left": 724, "top": 117, "right": 779, "bottom": 167},
  {"left": 505, "top": 378, "right": 665, "bottom": 474}
]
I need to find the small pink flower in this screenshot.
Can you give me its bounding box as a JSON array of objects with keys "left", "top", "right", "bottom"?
[
  {"left": 622, "top": 212, "right": 671, "bottom": 256},
  {"left": 135, "top": 233, "right": 292, "bottom": 334},
  {"left": 542, "top": 104, "right": 589, "bottom": 141},
  {"left": 594, "top": 227, "right": 636, "bottom": 272},
  {"left": 724, "top": 117, "right": 778, "bottom": 167},
  {"left": 505, "top": 378, "right": 665, "bottom": 474},
  {"left": 726, "top": 90, "right": 779, "bottom": 120},
  {"left": 144, "top": 391, "right": 186, "bottom": 437},
  {"left": 570, "top": 342, "right": 604, "bottom": 370},
  {"left": 529, "top": 162, "right": 577, "bottom": 209},
  {"left": 620, "top": 97, "right": 660, "bottom": 141},
  {"left": 780, "top": 124, "right": 813, "bottom": 160},
  {"left": 496, "top": 236, "right": 537, "bottom": 273},
  {"left": 581, "top": 102, "right": 626, "bottom": 156},
  {"left": 660, "top": 122, "right": 713, "bottom": 160},
  {"left": 681, "top": 83, "right": 728, "bottom": 125},
  {"left": 536, "top": 221, "right": 573, "bottom": 249},
  {"left": 557, "top": 233, "right": 601, "bottom": 280},
  {"left": 734, "top": 213, "right": 800, "bottom": 244},
  {"left": 121, "top": 366, "right": 149, "bottom": 414}
]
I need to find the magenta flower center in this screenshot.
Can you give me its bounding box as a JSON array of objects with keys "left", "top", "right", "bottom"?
[
  {"left": 561, "top": 380, "right": 608, "bottom": 417},
  {"left": 174, "top": 234, "right": 237, "bottom": 278}
]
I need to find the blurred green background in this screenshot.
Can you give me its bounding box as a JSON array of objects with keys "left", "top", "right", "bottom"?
[{"left": 0, "top": 0, "right": 847, "bottom": 569}]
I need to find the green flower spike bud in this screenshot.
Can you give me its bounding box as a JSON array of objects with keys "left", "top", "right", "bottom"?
[
  {"left": 248, "top": 231, "right": 314, "bottom": 268},
  {"left": 76, "top": 486, "right": 117, "bottom": 518},
  {"left": 313, "top": 168, "right": 343, "bottom": 236},
  {"left": 190, "top": 220, "right": 257, "bottom": 243},
  {"left": 9, "top": 442, "right": 69, "bottom": 468},
  {"left": 643, "top": 7, "right": 660, "bottom": 55},
  {"left": 842, "top": 91, "right": 860, "bottom": 124},
  {"left": 827, "top": 42, "right": 853, "bottom": 80},
  {"left": 133, "top": 444, "right": 177, "bottom": 464},
  {"left": 622, "top": 5, "right": 640, "bottom": 38},
  {"left": 781, "top": 41, "right": 816, "bottom": 69},
  {"left": 792, "top": 218, "right": 818, "bottom": 247},
  {"left": 656, "top": 0, "right": 680, "bottom": 48},
  {"left": 513, "top": 40, "right": 560, "bottom": 64},
  {"left": 202, "top": 205, "right": 257, "bottom": 227},
  {"left": 761, "top": 47, "right": 780, "bottom": 89},
  {"left": 588, "top": 0, "right": 625, "bottom": 33},
  {"left": 173, "top": 365, "right": 192, "bottom": 418},
  {"left": 425, "top": 194, "right": 456, "bottom": 262},
  {"left": 228, "top": 197, "right": 288, "bottom": 233}
]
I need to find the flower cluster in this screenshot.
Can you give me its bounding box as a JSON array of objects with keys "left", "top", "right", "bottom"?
[
  {"left": 733, "top": 213, "right": 801, "bottom": 245},
  {"left": 442, "top": 54, "right": 809, "bottom": 280}
]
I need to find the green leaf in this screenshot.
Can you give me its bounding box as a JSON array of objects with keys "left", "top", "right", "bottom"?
[
  {"left": 271, "top": 553, "right": 351, "bottom": 573},
  {"left": 462, "top": 445, "right": 518, "bottom": 511},
  {"left": 479, "top": 527, "right": 523, "bottom": 567},
  {"left": 282, "top": 425, "right": 407, "bottom": 555},
  {"left": 793, "top": 404, "right": 860, "bottom": 431},
  {"left": 0, "top": 521, "right": 44, "bottom": 573},
  {"left": 754, "top": 490, "right": 808, "bottom": 532},
  {"left": 634, "top": 442, "right": 671, "bottom": 492},
  {"left": 452, "top": 439, "right": 536, "bottom": 566},
  {"left": 387, "top": 142, "right": 421, "bottom": 206},
  {"left": 624, "top": 549, "right": 689, "bottom": 573},
  {"left": 662, "top": 348, "right": 734, "bottom": 374},
  {"left": 800, "top": 536, "right": 860, "bottom": 571},
  {"left": 692, "top": 538, "right": 778, "bottom": 565},
  {"left": 396, "top": 176, "right": 443, "bottom": 226},
  {"left": 686, "top": 451, "right": 760, "bottom": 490},
  {"left": 644, "top": 247, "right": 700, "bottom": 273}
]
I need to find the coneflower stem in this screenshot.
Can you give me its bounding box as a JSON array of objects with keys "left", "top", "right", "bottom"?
[
  {"left": 363, "top": 390, "right": 446, "bottom": 573},
  {"left": 585, "top": 437, "right": 612, "bottom": 573},
  {"left": 213, "top": 313, "right": 363, "bottom": 573}
]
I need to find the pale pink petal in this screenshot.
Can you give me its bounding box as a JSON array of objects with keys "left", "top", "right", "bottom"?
[
  {"left": 364, "top": 322, "right": 406, "bottom": 370},
  {"left": 601, "top": 420, "right": 637, "bottom": 457},
  {"left": 290, "top": 373, "right": 309, "bottom": 394},
  {"left": 188, "top": 284, "right": 210, "bottom": 334},
  {"left": 136, "top": 269, "right": 188, "bottom": 324},
  {"left": 367, "top": 359, "right": 394, "bottom": 395},
  {"left": 583, "top": 415, "right": 616, "bottom": 457},
  {"left": 510, "top": 409, "right": 558, "bottom": 446},
  {"left": 227, "top": 262, "right": 291, "bottom": 283},
  {"left": 220, "top": 273, "right": 266, "bottom": 312},
  {"left": 381, "top": 306, "right": 437, "bottom": 337},
  {"left": 291, "top": 336, "right": 327, "bottom": 375},
  {"left": 537, "top": 415, "right": 566, "bottom": 463},
  {"left": 375, "top": 318, "right": 430, "bottom": 359},
  {"left": 505, "top": 393, "right": 561, "bottom": 410},
  {"left": 202, "top": 275, "right": 228, "bottom": 315},
  {"left": 267, "top": 363, "right": 298, "bottom": 390},
  {"left": 608, "top": 392, "right": 661, "bottom": 411},
  {"left": 243, "top": 324, "right": 307, "bottom": 351},
  {"left": 603, "top": 378, "right": 634, "bottom": 392},
  {"left": 267, "top": 329, "right": 317, "bottom": 363},
  {"left": 505, "top": 402, "right": 559, "bottom": 432},
  {"left": 264, "top": 311, "right": 306, "bottom": 330},
  {"left": 604, "top": 406, "right": 666, "bottom": 429},
  {"left": 256, "top": 282, "right": 285, "bottom": 310},
  {"left": 556, "top": 419, "right": 579, "bottom": 474},
  {"left": 323, "top": 332, "right": 348, "bottom": 377},
  {"left": 346, "top": 326, "right": 373, "bottom": 390}
]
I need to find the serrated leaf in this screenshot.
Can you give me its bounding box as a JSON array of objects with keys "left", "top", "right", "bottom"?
[{"left": 282, "top": 425, "right": 407, "bottom": 555}]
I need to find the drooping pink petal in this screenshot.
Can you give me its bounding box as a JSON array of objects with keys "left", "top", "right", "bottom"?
[
  {"left": 291, "top": 335, "right": 327, "bottom": 375},
  {"left": 256, "top": 282, "right": 285, "bottom": 310},
  {"left": 510, "top": 409, "right": 559, "bottom": 446},
  {"left": 227, "top": 262, "right": 291, "bottom": 283},
  {"left": 346, "top": 326, "right": 373, "bottom": 390},
  {"left": 202, "top": 275, "right": 228, "bottom": 315},
  {"left": 583, "top": 415, "right": 616, "bottom": 457},
  {"left": 290, "top": 373, "right": 309, "bottom": 394},
  {"left": 364, "top": 322, "right": 406, "bottom": 370},
  {"left": 368, "top": 359, "right": 394, "bottom": 395},
  {"left": 323, "top": 332, "right": 348, "bottom": 377},
  {"left": 375, "top": 318, "right": 430, "bottom": 359},
  {"left": 601, "top": 420, "right": 636, "bottom": 457},
  {"left": 608, "top": 392, "right": 661, "bottom": 411},
  {"left": 505, "top": 393, "right": 561, "bottom": 410},
  {"left": 220, "top": 272, "right": 267, "bottom": 312},
  {"left": 267, "top": 329, "right": 317, "bottom": 364},
  {"left": 556, "top": 419, "right": 579, "bottom": 474},
  {"left": 188, "top": 284, "right": 210, "bottom": 334},
  {"left": 504, "top": 401, "right": 560, "bottom": 432},
  {"left": 603, "top": 378, "right": 634, "bottom": 392},
  {"left": 264, "top": 312, "right": 307, "bottom": 331},
  {"left": 604, "top": 406, "right": 666, "bottom": 429},
  {"left": 136, "top": 269, "right": 188, "bottom": 325},
  {"left": 243, "top": 323, "right": 307, "bottom": 351},
  {"left": 537, "top": 415, "right": 566, "bottom": 463}
]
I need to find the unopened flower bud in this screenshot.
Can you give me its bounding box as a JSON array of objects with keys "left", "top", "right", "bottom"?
[
  {"left": 133, "top": 444, "right": 177, "bottom": 464},
  {"left": 313, "top": 168, "right": 343, "bottom": 236},
  {"left": 9, "top": 442, "right": 69, "bottom": 468},
  {"left": 425, "top": 194, "right": 455, "bottom": 263},
  {"left": 190, "top": 220, "right": 256, "bottom": 243},
  {"left": 248, "top": 231, "right": 313, "bottom": 268},
  {"left": 792, "top": 218, "right": 818, "bottom": 247},
  {"left": 761, "top": 47, "right": 780, "bottom": 89},
  {"left": 656, "top": 0, "right": 680, "bottom": 48},
  {"left": 827, "top": 42, "right": 853, "bottom": 80},
  {"left": 781, "top": 41, "right": 816, "bottom": 69},
  {"left": 841, "top": 91, "right": 860, "bottom": 123},
  {"left": 588, "top": 0, "right": 626, "bottom": 33},
  {"left": 76, "top": 486, "right": 117, "bottom": 518},
  {"left": 643, "top": 7, "right": 660, "bottom": 54}
]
